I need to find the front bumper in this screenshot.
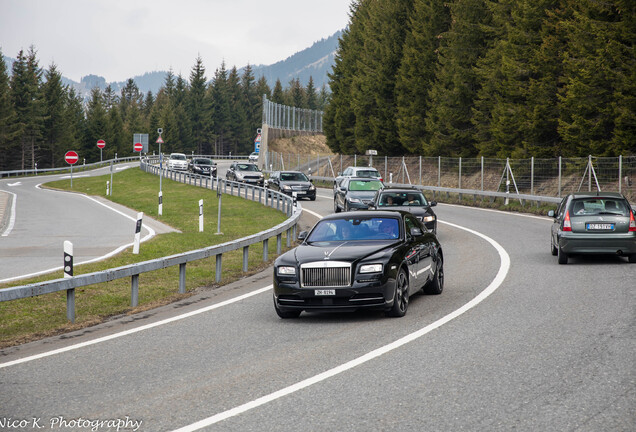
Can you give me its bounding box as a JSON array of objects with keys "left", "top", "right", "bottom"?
[
  {"left": 273, "top": 276, "right": 396, "bottom": 313},
  {"left": 559, "top": 232, "right": 636, "bottom": 255},
  {"left": 280, "top": 189, "right": 316, "bottom": 199}
]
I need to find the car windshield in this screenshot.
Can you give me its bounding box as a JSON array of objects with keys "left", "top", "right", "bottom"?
[
  {"left": 237, "top": 164, "right": 259, "bottom": 171},
  {"left": 280, "top": 172, "right": 308, "bottom": 182},
  {"left": 570, "top": 198, "right": 629, "bottom": 216},
  {"left": 194, "top": 158, "right": 213, "bottom": 165},
  {"left": 308, "top": 217, "right": 400, "bottom": 242},
  {"left": 171, "top": 154, "right": 186, "bottom": 160},
  {"left": 355, "top": 170, "right": 380, "bottom": 178},
  {"left": 348, "top": 180, "right": 383, "bottom": 191},
  {"left": 378, "top": 192, "right": 428, "bottom": 207}
]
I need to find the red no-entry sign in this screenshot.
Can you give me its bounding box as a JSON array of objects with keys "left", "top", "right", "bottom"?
[
  {"left": 97, "top": 139, "right": 106, "bottom": 149},
  {"left": 65, "top": 151, "right": 79, "bottom": 165},
  {"left": 134, "top": 142, "right": 143, "bottom": 152}
]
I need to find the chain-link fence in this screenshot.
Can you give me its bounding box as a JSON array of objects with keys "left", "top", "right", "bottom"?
[{"left": 264, "top": 152, "right": 636, "bottom": 203}]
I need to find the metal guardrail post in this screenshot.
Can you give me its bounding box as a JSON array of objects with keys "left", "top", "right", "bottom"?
[
  {"left": 243, "top": 246, "right": 249, "bottom": 272},
  {"left": 67, "top": 289, "right": 75, "bottom": 323},
  {"left": 179, "top": 263, "right": 186, "bottom": 294},
  {"left": 263, "top": 239, "right": 268, "bottom": 262},
  {"left": 277, "top": 234, "right": 282, "bottom": 254},
  {"left": 215, "top": 254, "right": 222, "bottom": 283},
  {"left": 131, "top": 274, "right": 139, "bottom": 307}
]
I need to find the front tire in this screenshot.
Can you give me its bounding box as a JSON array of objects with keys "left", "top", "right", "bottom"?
[
  {"left": 628, "top": 254, "right": 636, "bottom": 263},
  {"left": 387, "top": 269, "right": 409, "bottom": 317},
  {"left": 333, "top": 199, "right": 340, "bottom": 213},
  {"left": 423, "top": 256, "right": 444, "bottom": 295}
]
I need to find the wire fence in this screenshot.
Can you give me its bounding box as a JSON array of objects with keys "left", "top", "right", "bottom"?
[{"left": 264, "top": 152, "right": 636, "bottom": 203}]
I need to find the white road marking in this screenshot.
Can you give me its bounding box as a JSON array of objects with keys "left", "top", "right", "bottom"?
[
  {"left": 170, "top": 220, "right": 511, "bottom": 431},
  {"left": 0, "top": 190, "right": 17, "bottom": 237},
  {"left": 0, "top": 188, "right": 156, "bottom": 284},
  {"left": 0, "top": 286, "right": 272, "bottom": 369}
]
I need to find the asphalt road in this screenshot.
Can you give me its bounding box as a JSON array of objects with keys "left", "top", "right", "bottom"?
[
  {"left": 1, "top": 182, "right": 634, "bottom": 431},
  {"left": 0, "top": 163, "right": 176, "bottom": 283}
]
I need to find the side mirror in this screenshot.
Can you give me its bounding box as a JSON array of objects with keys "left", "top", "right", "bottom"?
[
  {"left": 298, "top": 231, "right": 308, "bottom": 241},
  {"left": 548, "top": 210, "right": 555, "bottom": 218},
  {"left": 310, "top": 179, "right": 314, "bottom": 183},
  {"left": 339, "top": 186, "right": 346, "bottom": 192},
  {"left": 430, "top": 201, "right": 437, "bottom": 207},
  {"left": 410, "top": 227, "right": 423, "bottom": 237}
]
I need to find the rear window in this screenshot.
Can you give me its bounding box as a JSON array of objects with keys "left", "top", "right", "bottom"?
[
  {"left": 355, "top": 170, "right": 380, "bottom": 178},
  {"left": 348, "top": 180, "right": 383, "bottom": 191},
  {"left": 570, "top": 198, "right": 629, "bottom": 216}
]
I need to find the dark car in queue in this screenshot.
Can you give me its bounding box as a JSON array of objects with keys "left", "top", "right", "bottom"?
[
  {"left": 334, "top": 178, "right": 384, "bottom": 213},
  {"left": 369, "top": 187, "right": 438, "bottom": 234},
  {"left": 225, "top": 162, "right": 264, "bottom": 186},
  {"left": 273, "top": 210, "right": 444, "bottom": 319},
  {"left": 334, "top": 166, "right": 383, "bottom": 193},
  {"left": 548, "top": 192, "right": 636, "bottom": 264},
  {"left": 188, "top": 157, "right": 217, "bottom": 177},
  {"left": 268, "top": 170, "right": 316, "bottom": 201}
]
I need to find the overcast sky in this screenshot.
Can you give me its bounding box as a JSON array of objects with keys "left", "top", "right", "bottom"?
[{"left": 1, "top": 0, "right": 352, "bottom": 83}]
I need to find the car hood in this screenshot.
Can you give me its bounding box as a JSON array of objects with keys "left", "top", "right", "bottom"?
[
  {"left": 388, "top": 205, "right": 434, "bottom": 215},
  {"left": 281, "top": 181, "right": 311, "bottom": 187},
  {"left": 292, "top": 240, "right": 397, "bottom": 264}
]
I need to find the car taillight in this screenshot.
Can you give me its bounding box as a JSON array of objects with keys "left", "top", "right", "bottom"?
[
  {"left": 629, "top": 210, "right": 636, "bottom": 232},
  {"left": 563, "top": 210, "right": 572, "bottom": 231}
]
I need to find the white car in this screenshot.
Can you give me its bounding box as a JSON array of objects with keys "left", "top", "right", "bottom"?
[
  {"left": 249, "top": 152, "right": 259, "bottom": 163},
  {"left": 334, "top": 166, "right": 383, "bottom": 193},
  {"left": 167, "top": 153, "right": 188, "bottom": 171}
]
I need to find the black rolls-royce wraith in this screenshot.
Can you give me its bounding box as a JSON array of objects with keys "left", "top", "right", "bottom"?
[{"left": 273, "top": 210, "right": 444, "bottom": 318}]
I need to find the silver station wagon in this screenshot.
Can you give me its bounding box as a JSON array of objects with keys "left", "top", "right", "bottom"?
[{"left": 548, "top": 192, "right": 636, "bottom": 264}]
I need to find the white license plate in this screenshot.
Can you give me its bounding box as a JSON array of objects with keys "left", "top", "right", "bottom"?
[
  {"left": 315, "top": 289, "right": 335, "bottom": 296},
  {"left": 587, "top": 223, "right": 614, "bottom": 230}
]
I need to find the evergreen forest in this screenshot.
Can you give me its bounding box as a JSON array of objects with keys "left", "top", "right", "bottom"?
[
  {"left": 324, "top": 0, "right": 635, "bottom": 158},
  {"left": 0, "top": 48, "right": 329, "bottom": 171}
]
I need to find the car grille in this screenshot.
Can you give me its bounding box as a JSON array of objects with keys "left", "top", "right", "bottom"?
[{"left": 300, "top": 261, "right": 351, "bottom": 288}]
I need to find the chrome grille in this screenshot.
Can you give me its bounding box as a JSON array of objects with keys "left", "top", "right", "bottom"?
[{"left": 301, "top": 261, "right": 351, "bottom": 288}]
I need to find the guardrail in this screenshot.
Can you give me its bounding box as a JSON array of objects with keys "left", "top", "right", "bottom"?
[
  {"left": 0, "top": 158, "right": 301, "bottom": 323},
  {"left": 0, "top": 157, "right": 141, "bottom": 178},
  {"left": 306, "top": 175, "right": 563, "bottom": 206}
]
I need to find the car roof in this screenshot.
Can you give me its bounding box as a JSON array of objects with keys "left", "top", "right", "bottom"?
[
  {"left": 278, "top": 170, "right": 303, "bottom": 174},
  {"left": 568, "top": 192, "right": 626, "bottom": 199},
  {"left": 319, "top": 210, "right": 410, "bottom": 221},
  {"left": 378, "top": 187, "right": 422, "bottom": 193}
]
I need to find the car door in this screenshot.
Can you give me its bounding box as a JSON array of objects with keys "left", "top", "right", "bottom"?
[
  {"left": 404, "top": 215, "right": 431, "bottom": 290},
  {"left": 335, "top": 178, "right": 348, "bottom": 211},
  {"left": 271, "top": 172, "right": 280, "bottom": 191},
  {"left": 552, "top": 196, "right": 568, "bottom": 241}
]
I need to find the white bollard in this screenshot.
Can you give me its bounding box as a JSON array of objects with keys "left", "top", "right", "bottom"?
[
  {"left": 106, "top": 181, "right": 110, "bottom": 196},
  {"left": 64, "top": 241, "right": 73, "bottom": 278},
  {"left": 199, "top": 199, "right": 204, "bottom": 232},
  {"left": 133, "top": 212, "right": 143, "bottom": 254},
  {"left": 158, "top": 191, "right": 163, "bottom": 216}
]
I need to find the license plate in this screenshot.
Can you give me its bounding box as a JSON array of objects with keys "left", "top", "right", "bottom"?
[
  {"left": 586, "top": 223, "right": 614, "bottom": 230},
  {"left": 315, "top": 289, "right": 335, "bottom": 296}
]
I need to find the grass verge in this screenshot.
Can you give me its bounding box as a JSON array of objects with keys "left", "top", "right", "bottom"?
[{"left": 0, "top": 168, "right": 291, "bottom": 348}]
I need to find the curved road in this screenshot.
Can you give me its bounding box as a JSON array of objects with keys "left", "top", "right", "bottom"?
[
  {"left": 0, "top": 163, "right": 175, "bottom": 283},
  {"left": 0, "top": 183, "right": 634, "bottom": 431}
]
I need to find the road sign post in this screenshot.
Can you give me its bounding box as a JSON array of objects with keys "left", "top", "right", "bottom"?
[
  {"left": 65, "top": 151, "right": 79, "bottom": 187},
  {"left": 97, "top": 139, "right": 105, "bottom": 162},
  {"left": 156, "top": 130, "right": 164, "bottom": 208}
]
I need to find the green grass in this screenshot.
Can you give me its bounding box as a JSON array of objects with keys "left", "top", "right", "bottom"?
[{"left": 0, "top": 168, "right": 291, "bottom": 348}]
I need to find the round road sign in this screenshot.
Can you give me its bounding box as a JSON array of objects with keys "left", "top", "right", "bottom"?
[
  {"left": 97, "top": 139, "right": 106, "bottom": 149},
  {"left": 134, "top": 142, "right": 143, "bottom": 152},
  {"left": 65, "top": 151, "right": 79, "bottom": 165}
]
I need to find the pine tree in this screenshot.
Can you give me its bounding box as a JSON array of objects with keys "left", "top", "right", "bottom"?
[
  {"left": 395, "top": 0, "right": 451, "bottom": 155},
  {"left": 42, "top": 63, "right": 69, "bottom": 168},
  {"left": 188, "top": 55, "right": 209, "bottom": 154},
  {"left": 0, "top": 47, "right": 18, "bottom": 170},
  {"left": 425, "top": 0, "right": 493, "bottom": 156},
  {"left": 210, "top": 62, "right": 231, "bottom": 155},
  {"left": 85, "top": 87, "right": 108, "bottom": 162}
]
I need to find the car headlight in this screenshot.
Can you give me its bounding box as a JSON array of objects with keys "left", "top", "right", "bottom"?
[
  {"left": 348, "top": 198, "right": 361, "bottom": 203},
  {"left": 422, "top": 215, "right": 435, "bottom": 223},
  {"left": 282, "top": 185, "right": 292, "bottom": 191},
  {"left": 278, "top": 266, "right": 296, "bottom": 275},
  {"left": 359, "top": 264, "right": 383, "bottom": 273},
  {"left": 309, "top": 184, "right": 316, "bottom": 191}
]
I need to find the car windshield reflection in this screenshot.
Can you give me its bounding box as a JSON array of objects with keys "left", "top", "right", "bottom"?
[{"left": 308, "top": 217, "right": 400, "bottom": 242}]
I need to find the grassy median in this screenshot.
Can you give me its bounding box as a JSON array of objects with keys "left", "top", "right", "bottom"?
[{"left": 0, "top": 167, "right": 291, "bottom": 348}]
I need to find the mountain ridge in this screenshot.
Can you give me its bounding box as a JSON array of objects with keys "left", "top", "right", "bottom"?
[{"left": 2, "top": 29, "right": 342, "bottom": 100}]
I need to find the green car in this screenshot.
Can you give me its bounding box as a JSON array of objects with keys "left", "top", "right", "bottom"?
[{"left": 548, "top": 192, "right": 636, "bottom": 264}]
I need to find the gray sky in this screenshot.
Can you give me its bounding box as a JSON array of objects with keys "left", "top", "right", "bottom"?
[{"left": 0, "top": 0, "right": 351, "bottom": 82}]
